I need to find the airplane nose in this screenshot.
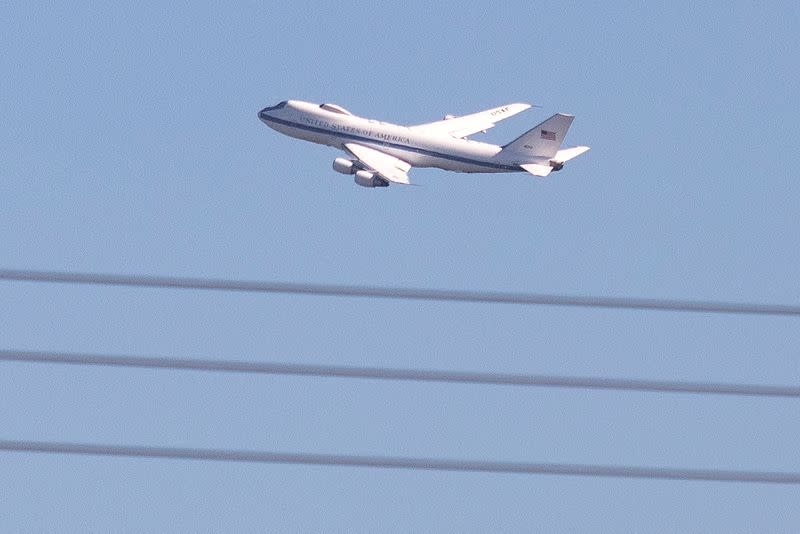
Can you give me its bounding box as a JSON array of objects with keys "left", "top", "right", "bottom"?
[{"left": 258, "top": 101, "right": 288, "bottom": 121}]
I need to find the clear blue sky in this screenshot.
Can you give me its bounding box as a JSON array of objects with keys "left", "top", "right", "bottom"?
[{"left": 2, "top": 1, "right": 799, "bottom": 531}]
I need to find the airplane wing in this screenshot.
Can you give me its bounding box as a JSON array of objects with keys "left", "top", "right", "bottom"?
[
  {"left": 410, "top": 103, "right": 531, "bottom": 139},
  {"left": 344, "top": 143, "right": 412, "bottom": 185}
]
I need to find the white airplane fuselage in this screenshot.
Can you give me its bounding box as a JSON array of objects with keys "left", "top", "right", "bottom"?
[{"left": 258, "top": 100, "right": 520, "bottom": 174}]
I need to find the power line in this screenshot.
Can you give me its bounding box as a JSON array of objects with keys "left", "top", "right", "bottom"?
[
  {"left": 2, "top": 349, "right": 798, "bottom": 398},
  {"left": 2, "top": 440, "right": 798, "bottom": 484},
  {"left": 2, "top": 269, "right": 799, "bottom": 317}
]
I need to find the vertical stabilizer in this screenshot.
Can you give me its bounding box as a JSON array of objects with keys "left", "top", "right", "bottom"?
[{"left": 501, "top": 113, "right": 574, "bottom": 159}]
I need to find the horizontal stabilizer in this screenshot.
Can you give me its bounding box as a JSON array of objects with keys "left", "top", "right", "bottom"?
[
  {"left": 553, "top": 145, "right": 590, "bottom": 163},
  {"left": 519, "top": 163, "right": 552, "bottom": 177}
]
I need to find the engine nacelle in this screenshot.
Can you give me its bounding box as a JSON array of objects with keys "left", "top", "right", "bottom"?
[
  {"left": 443, "top": 114, "right": 457, "bottom": 120},
  {"left": 354, "top": 170, "right": 388, "bottom": 188},
  {"left": 549, "top": 161, "right": 564, "bottom": 171},
  {"left": 354, "top": 170, "right": 376, "bottom": 187},
  {"left": 332, "top": 157, "right": 356, "bottom": 175}
]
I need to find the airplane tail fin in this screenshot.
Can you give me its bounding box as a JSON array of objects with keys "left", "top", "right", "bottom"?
[
  {"left": 501, "top": 113, "right": 574, "bottom": 159},
  {"left": 501, "top": 113, "right": 589, "bottom": 177}
]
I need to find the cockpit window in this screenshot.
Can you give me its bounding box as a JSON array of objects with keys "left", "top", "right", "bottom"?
[
  {"left": 319, "top": 103, "right": 352, "bottom": 115},
  {"left": 262, "top": 101, "right": 288, "bottom": 112}
]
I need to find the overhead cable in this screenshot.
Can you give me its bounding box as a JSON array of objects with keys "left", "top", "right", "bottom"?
[
  {"left": 2, "top": 440, "right": 798, "bottom": 484},
  {"left": 1, "top": 269, "right": 799, "bottom": 316},
  {"left": 2, "top": 350, "right": 797, "bottom": 398}
]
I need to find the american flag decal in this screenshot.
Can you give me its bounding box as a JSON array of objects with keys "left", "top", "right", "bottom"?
[{"left": 541, "top": 130, "right": 556, "bottom": 141}]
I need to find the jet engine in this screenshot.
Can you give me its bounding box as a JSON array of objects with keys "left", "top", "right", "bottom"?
[
  {"left": 354, "top": 170, "right": 388, "bottom": 188},
  {"left": 332, "top": 157, "right": 356, "bottom": 174}
]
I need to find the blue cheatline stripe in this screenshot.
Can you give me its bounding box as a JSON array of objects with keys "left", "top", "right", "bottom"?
[{"left": 259, "top": 114, "right": 522, "bottom": 172}]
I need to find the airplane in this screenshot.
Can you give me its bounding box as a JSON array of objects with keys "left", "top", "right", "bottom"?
[{"left": 258, "top": 100, "right": 589, "bottom": 188}]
